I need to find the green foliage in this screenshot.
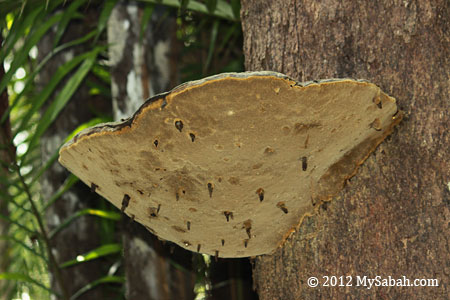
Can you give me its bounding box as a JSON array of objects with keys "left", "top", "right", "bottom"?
[{"left": 0, "top": 0, "right": 243, "bottom": 299}]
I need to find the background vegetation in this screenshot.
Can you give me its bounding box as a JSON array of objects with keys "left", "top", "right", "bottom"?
[{"left": 0, "top": 1, "right": 244, "bottom": 299}]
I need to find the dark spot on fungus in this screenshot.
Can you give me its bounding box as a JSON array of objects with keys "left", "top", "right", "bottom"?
[
  {"left": 221, "top": 239, "right": 225, "bottom": 246},
  {"left": 157, "top": 204, "right": 161, "bottom": 213},
  {"left": 153, "top": 139, "right": 159, "bottom": 147},
  {"left": 244, "top": 239, "right": 249, "bottom": 248},
  {"left": 277, "top": 202, "right": 288, "bottom": 214},
  {"left": 137, "top": 190, "right": 144, "bottom": 195},
  {"left": 207, "top": 182, "right": 213, "bottom": 197},
  {"left": 160, "top": 98, "right": 167, "bottom": 109},
  {"left": 176, "top": 192, "right": 180, "bottom": 201},
  {"left": 189, "top": 133, "right": 195, "bottom": 142},
  {"left": 189, "top": 207, "right": 197, "bottom": 212},
  {"left": 302, "top": 156, "right": 308, "bottom": 171},
  {"left": 175, "top": 120, "right": 183, "bottom": 132},
  {"left": 121, "top": 194, "right": 130, "bottom": 212},
  {"left": 244, "top": 220, "right": 252, "bottom": 239},
  {"left": 173, "top": 226, "right": 186, "bottom": 233},
  {"left": 90, "top": 183, "right": 98, "bottom": 193},
  {"left": 187, "top": 221, "right": 191, "bottom": 230},
  {"left": 223, "top": 211, "right": 233, "bottom": 222},
  {"left": 197, "top": 244, "right": 201, "bottom": 252},
  {"left": 256, "top": 188, "right": 264, "bottom": 202}
]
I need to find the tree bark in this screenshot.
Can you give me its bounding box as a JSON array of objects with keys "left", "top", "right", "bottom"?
[
  {"left": 38, "top": 6, "right": 113, "bottom": 299},
  {"left": 107, "top": 2, "right": 195, "bottom": 299},
  {"left": 241, "top": 1, "right": 449, "bottom": 299}
]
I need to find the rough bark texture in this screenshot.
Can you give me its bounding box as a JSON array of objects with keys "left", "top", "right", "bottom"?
[
  {"left": 38, "top": 6, "right": 113, "bottom": 299},
  {"left": 241, "top": 1, "right": 449, "bottom": 299},
  {"left": 108, "top": 2, "right": 195, "bottom": 299}
]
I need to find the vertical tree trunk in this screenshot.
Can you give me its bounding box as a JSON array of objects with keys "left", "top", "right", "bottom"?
[
  {"left": 38, "top": 6, "right": 113, "bottom": 299},
  {"left": 107, "top": 2, "right": 195, "bottom": 299},
  {"left": 241, "top": 1, "right": 448, "bottom": 299},
  {"left": 0, "top": 35, "right": 14, "bottom": 300}
]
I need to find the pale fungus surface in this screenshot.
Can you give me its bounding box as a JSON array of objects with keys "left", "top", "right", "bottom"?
[{"left": 58, "top": 71, "right": 402, "bottom": 258}]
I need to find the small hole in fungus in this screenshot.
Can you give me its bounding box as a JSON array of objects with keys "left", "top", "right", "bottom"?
[
  {"left": 223, "top": 211, "right": 233, "bottom": 222},
  {"left": 207, "top": 182, "right": 213, "bottom": 198},
  {"left": 157, "top": 204, "right": 161, "bottom": 213},
  {"left": 154, "top": 139, "right": 159, "bottom": 147},
  {"left": 175, "top": 120, "right": 184, "bottom": 132},
  {"left": 221, "top": 239, "right": 225, "bottom": 246},
  {"left": 189, "top": 133, "right": 195, "bottom": 142},
  {"left": 277, "top": 202, "right": 288, "bottom": 214},
  {"left": 187, "top": 221, "right": 191, "bottom": 230},
  {"left": 302, "top": 156, "right": 307, "bottom": 171},
  {"left": 256, "top": 188, "right": 264, "bottom": 202},
  {"left": 197, "top": 244, "right": 201, "bottom": 252},
  {"left": 121, "top": 194, "right": 130, "bottom": 212},
  {"left": 244, "top": 239, "right": 249, "bottom": 248}
]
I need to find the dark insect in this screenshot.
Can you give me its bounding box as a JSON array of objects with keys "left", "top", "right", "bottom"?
[
  {"left": 189, "top": 133, "right": 195, "bottom": 142},
  {"left": 207, "top": 182, "right": 213, "bottom": 198},
  {"left": 197, "top": 244, "right": 201, "bottom": 252},
  {"left": 223, "top": 211, "right": 233, "bottom": 222},
  {"left": 277, "top": 202, "right": 289, "bottom": 214},
  {"left": 256, "top": 188, "right": 264, "bottom": 202},
  {"left": 121, "top": 194, "right": 130, "bottom": 212},
  {"left": 244, "top": 220, "right": 252, "bottom": 239},
  {"left": 302, "top": 156, "right": 307, "bottom": 171},
  {"left": 90, "top": 183, "right": 98, "bottom": 193},
  {"left": 154, "top": 139, "right": 159, "bottom": 147}
]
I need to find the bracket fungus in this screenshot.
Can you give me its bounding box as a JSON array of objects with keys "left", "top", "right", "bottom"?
[{"left": 58, "top": 71, "right": 402, "bottom": 258}]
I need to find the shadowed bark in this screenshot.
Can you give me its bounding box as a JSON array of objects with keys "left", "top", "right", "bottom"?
[{"left": 241, "top": 0, "right": 449, "bottom": 299}]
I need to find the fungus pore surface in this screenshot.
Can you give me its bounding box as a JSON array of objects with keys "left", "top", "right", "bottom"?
[{"left": 58, "top": 71, "right": 402, "bottom": 258}]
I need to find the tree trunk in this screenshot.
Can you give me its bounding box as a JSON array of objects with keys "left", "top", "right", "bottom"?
[
  {"left": 38, "top": 6, "right": 113, "bottom": 299},
  {"left": 240, "top": 1, "right": 448, "bottom": 299},
  {"left": 107, "top": 2, "right": 195, "bottom": 299}
]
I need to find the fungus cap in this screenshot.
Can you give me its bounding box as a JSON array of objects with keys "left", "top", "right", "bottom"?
[{"left": 58, "top": 71, "right": 402, "bottom": 258}]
